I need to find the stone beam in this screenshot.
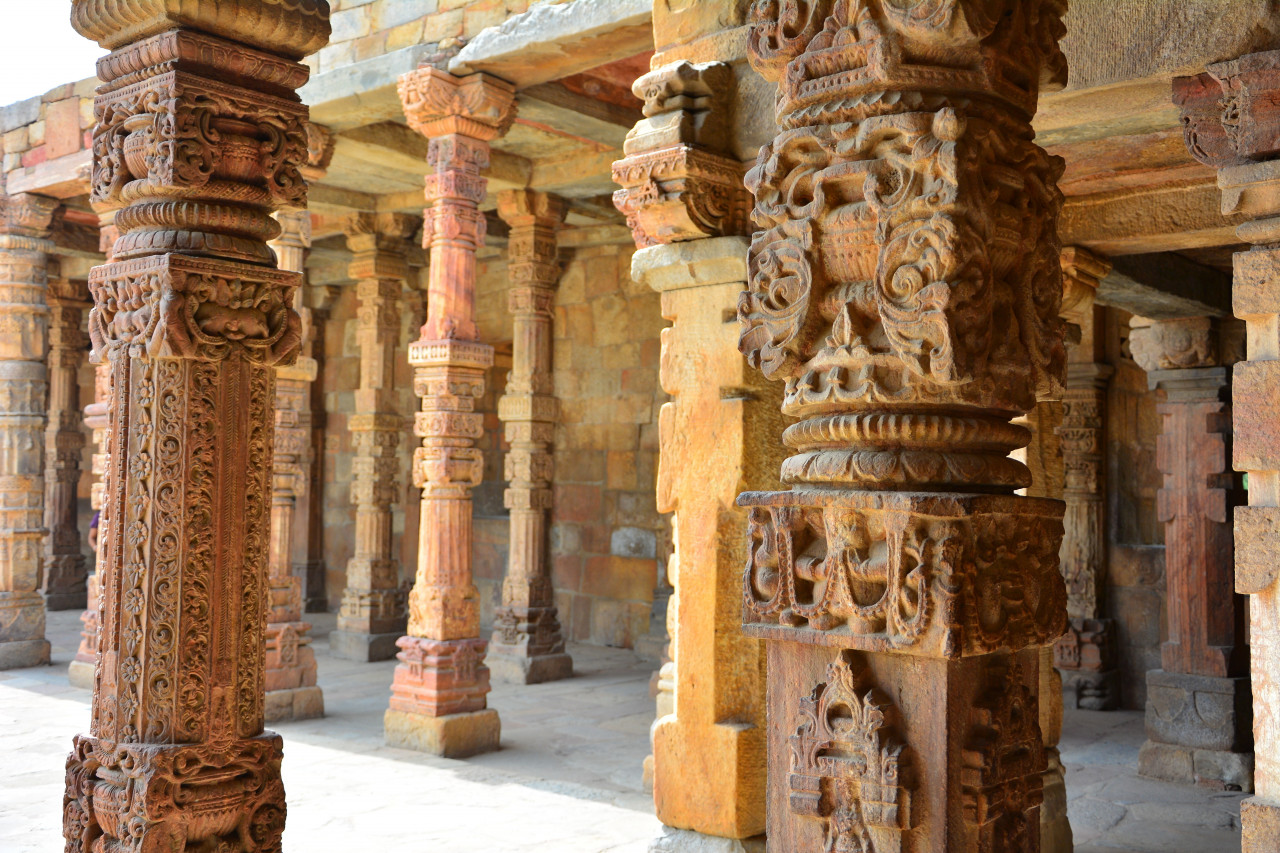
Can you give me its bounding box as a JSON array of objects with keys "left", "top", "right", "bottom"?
[
  {"left": 450, "top": 0, "right": 653, "bottom": 89},
  {"left": 517, "top": 83, "right": 642, "bottom": 150},
  {"left": 1096, "top": 253, "right": 1234, "bottom": 319},
  {"left": 1059, "top": 180, "right": 1243, "bottom": 256},
  {"left": 338, "top": 123, "right": 532, "bottom": 189},
  {"left": 301, "top": 44, "right": 443, "bottom": 132},
  {"left": 5, "top": 150, "right": 91, "bottom": 200}
]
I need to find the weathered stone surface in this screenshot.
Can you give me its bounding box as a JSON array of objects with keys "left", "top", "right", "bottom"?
[
  {"left": 648, "top": 827, "right": 765, "bottom": 853},
  {"left": 384, "top": 707, "right": 501, "bottom": 759},
  {"left": 1145, "top": 670, "right": 1252, "bottom": 752},
  {"left": 62, "top": 5, "right": 326, "bottom": 848}
]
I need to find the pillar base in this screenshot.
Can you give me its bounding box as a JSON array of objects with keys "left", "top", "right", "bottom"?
[
  {"left": 67, "top": 659, "right": 94, "bottom": 690},
  {"left": 0, "top": 638, "right": 50, "bottom": 669},
  {"left": 44, "top": 589, "right": 88, "bottom": 612},
  {"left": 1243, "top": 797, "right": 1280, "bottom": 853},
  {"left": 486, "top": 648, "right": 573, "bottom": 684},
  {"left": 265, "top": 685, "right": 324, "bottom": 722},
  {"left": 648, "top": 827, "right": 765, "bottom": 853},
  {"left": 1041, "top": 749, "right": 1073, "bottom": 853},
  {"left": 1144, "top": 670, "right": 1251, "bottom": 751},
  {"left": 1138, "top": 741, "right": 1254, "bottom": 791},
  {"left": 384, "top": 708, "right": 500, "bottom": 758},
  {"left": 1061, "top": 667, "right": 1120, "bottom": 710},
  {"left": 328, "top": 629, "right": 402, "bottom": 662}
]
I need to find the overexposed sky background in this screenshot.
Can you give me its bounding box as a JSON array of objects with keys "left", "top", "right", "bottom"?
[{"left": 0, "top": 6, "right": 106, "bottom": 107}]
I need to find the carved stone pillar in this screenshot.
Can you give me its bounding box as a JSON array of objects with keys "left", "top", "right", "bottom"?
[
  {"left": 42, "top": 260, "right": 90, "bottom": 611},
  {"left": 330, "top": 213, "right": 417, "bottom": 662},
  {"left": 263, "top": 210, "right": 322, "bottom": 720},
  {"left": 738, "top": 5, "right": 1069, "bottom": 851},
  {"left": 489, "top": 189, "right": 572, "bottom": 685},
  {"left": 1054, "top": 247, "right": 1120, "bottom": 710},
  {"left": 613, "top": 59, "right": 768, "bottom": 850},
  {"left": 1175, "top": 53, "right": 1280, "bottom": 842},
  {"left": 1128, "top": 317, "right": 1251, "bottom": 790},
  {"left": 63, "top": 4, "right": 327, "bottom": 850},
  {"left": 68, "top": 219, "right": 115, "bottom": 690},
  {"left": 0, "top": 192, "right": 58, "bottom": 670},
  {"left": 384, "top": 68, "right": 513, "bottom": 758}
]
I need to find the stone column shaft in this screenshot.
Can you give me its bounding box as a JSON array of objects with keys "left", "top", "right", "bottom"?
[
  {"left": 68, "top": 220, "right": 115, "bottom": 690},
  {"left": 613, "top": 58, "right": 766, "bottom": 849},
  {"left": 1130, "top": 317, "right": 1251, "bottom": 790},
  {"left": 738, "top": 6, "right": 1069, "bottom": 852},
  {"left": 384, "top": 68, "right": 514, "bottom": 758},
  {"left": 489, "top": 189, "right": 572, "bottom": 685},
  {"left": 42, "top": 262, "right": 90, "bottom": 610},
  {"left": 63, "top": 5, "right": 327, "bottom": 849},
  {"left": 263, "top": 209, "right": 322, "bottom": 720},
  {"left": 0, "top": 192, "right": 58, "bottom": 669},
  {"left": 1054, "top": 247, "right": 1120, "bottom": 710},
  {"left": 330, "top": 213, "right": 417, "bottom": 662}
]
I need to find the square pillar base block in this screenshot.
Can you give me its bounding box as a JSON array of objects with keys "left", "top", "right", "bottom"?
[
  {"left": 1138, "top": 741, "right": 1254, "bottom": 792},
  {"left": 1061, "top": 668, "right": 1120, "bottom": 710},
  {"left": 487, "top": 650, "right": 573, "bottom": 684},
  {"left": 45, "top": 590, "right": 88, "bottom": 612},
  {"left": 265, "top": 685, "right": 324, "bottom": 722},
  {"left": 67, "top": 659, "right": 94, "bottom": 690},
  {"left": 0, "top": 638, "right": 50, "bottom": 670},
  {"left": 328, "top": 630, "right": 402, "bottom": 662},
  {"left": 1144, "top": 669, "right": 1252, "bottom": 751},
  {"left": 648, "top": 827, "right": 765, "bottom": 853},
  {"left": 384, "top": 708, "right": 501, "bottom": 758}
]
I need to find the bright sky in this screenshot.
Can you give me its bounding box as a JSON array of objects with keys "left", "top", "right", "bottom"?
[{"left": 0, "top": 6, "right": 107, "bottom": 107}]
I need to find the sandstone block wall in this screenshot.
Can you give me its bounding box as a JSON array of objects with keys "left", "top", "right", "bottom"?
[{"left": 1, "top": 80, "right": 95, "bottom": 176}]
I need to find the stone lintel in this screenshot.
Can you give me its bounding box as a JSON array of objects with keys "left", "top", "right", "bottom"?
[
  {"left": 450, "top": 0, "right": 654, "bottom": 89},
  {"left": 1097, "top": 252, "right": 1233, "bottom": 319}
]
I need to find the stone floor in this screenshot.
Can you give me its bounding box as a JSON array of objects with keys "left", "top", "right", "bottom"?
[{"left": 0, "top": 610, "right": 1246, "bottom": 851}]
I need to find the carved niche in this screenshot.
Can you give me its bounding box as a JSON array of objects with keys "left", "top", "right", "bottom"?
[{"left": 790, "top": 651, "right": 913, "bottom": 853}]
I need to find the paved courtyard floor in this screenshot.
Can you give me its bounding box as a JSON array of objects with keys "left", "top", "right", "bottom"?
[{"left": 0, "top": 610, "right": 1246, "bottom": 851}]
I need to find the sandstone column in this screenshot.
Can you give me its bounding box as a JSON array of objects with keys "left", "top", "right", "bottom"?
[
  {"left": 738, "top": 5, "right": 1069, "bottom": 851},
  {"left": 1055, "top": 247, "right": 1120, "bottom": 709},
  {"left": 330, "top": 213, "right": 417, "bottom": 662},
  {"left": 64, "top": 4, "right": 327, "bottom": 849},
  {"left": 489, "top": 189, "right": 572, "bottom": 684},
  {"left": 42, "top": 260, "right": 90, "bottom": 611},
  {"left": 68, "top": 219, "right": 115, "bottom": 690},
  {"left": 1176, "top": 54, "right": 1280, "bottom": 843},
  {"left": 1128, "top": 316, "right": 1251, "bottom": 790},
  {"left": 384, "top": 68, "right": 513, "bottom": 758},
  {"left": 613, "top": 60, "right": 770, "bottom": 849},
  {"left": 0, "top": 192, "right": 58, "bottom": 670},
  {"left": 263, "top": 210, "right": 323, "bottom": 720}
]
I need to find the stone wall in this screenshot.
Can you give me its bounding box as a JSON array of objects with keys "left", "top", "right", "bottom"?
[
  {"left": 1103, "top": 306, "right": 1167, "bottom": 710},
  {"left": 1, "top": 80, "right": 95, "bottom": 178}
]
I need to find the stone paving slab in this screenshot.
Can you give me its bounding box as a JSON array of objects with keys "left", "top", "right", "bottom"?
[{"left": 0, "top": 610, "right": 1249, "bottom": 851}]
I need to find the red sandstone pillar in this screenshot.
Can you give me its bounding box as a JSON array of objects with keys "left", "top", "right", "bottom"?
[
  {"left": 0, "top": 192, "right": 58, "bottom": 669},
  {"left": 64, "top": 4, "right": 328, "bottom": 848},
  {"left": 489, "top": 189, "right": 573, "bottom": 684},
  {"left": 384, "top": 68, "right": 514, "bottom": 757},
  {"left": 42, "top": 259, "right": 90, "bottom": 611},
  {"left": 1129, "top": 316, "right": 1252, "bottom": 790},
  {"left": 739, "top": 5, "right": 1069, "bottom": 850}
]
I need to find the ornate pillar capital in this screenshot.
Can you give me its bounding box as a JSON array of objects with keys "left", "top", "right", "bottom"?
[
  {"left": 397, "top": 68, "right": 516, "bottom": 142},
  {"left": 0, "top": 193, "right": 58, "bottom": 240},
  {"left": 612, "top": 60, "right": 750, "bottom": 247},
  {"left": 1130, "top": 316, "right": 1222, "bottom": 375}
]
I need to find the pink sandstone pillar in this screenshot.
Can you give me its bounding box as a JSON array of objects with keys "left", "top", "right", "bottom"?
[
  {"left": 0, "top": 192, "right": 58, "bottom": 669},
  {"left": 489, "top": 189, "right": 573, "bottom": 684},
  {"left": 384, "top": 68, "right": 515, "bottom": 757},
  {"left": 64, "top": 3, "right": 328, "bottom": 848}
]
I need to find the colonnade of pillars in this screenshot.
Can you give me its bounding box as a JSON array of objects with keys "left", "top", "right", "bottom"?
[{"left": 0, "top": 1, "right": 1266, "bottom": 851}]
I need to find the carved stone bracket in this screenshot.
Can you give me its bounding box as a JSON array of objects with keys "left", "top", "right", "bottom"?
[{"left": 612, "top": 61, "right": 750, "bottom": 248}]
